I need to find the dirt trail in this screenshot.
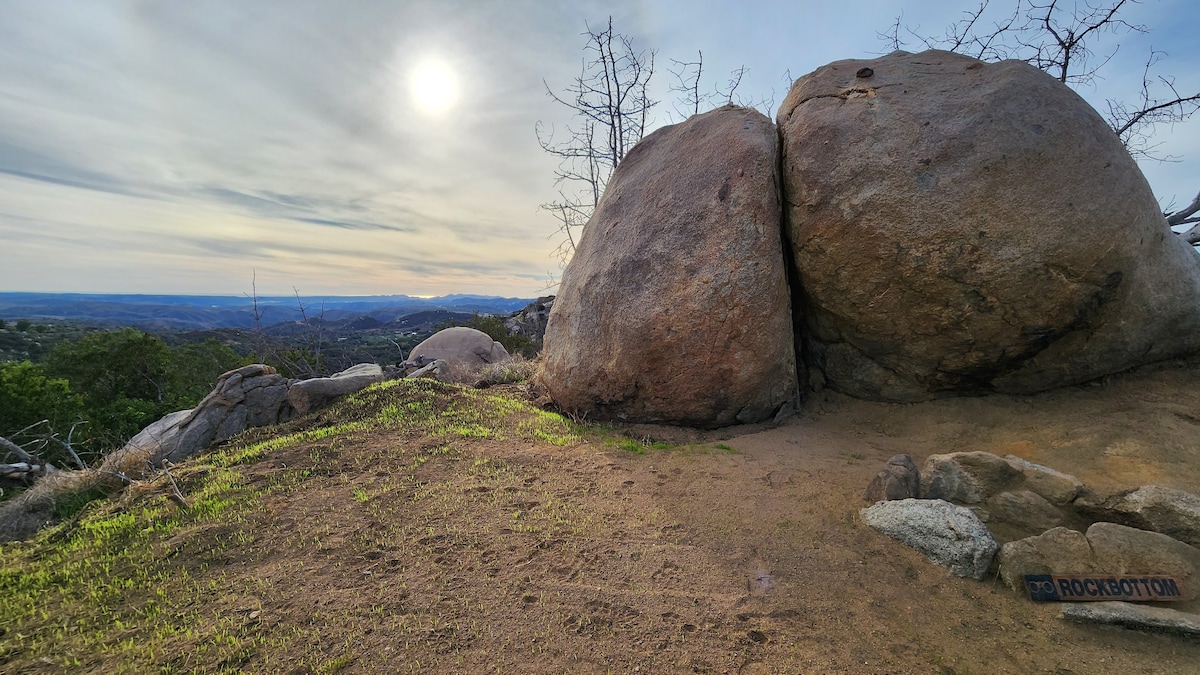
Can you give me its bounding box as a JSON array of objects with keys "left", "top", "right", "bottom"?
[{"left": 223, "top": 361, "right": 1200, "bottom": 673}]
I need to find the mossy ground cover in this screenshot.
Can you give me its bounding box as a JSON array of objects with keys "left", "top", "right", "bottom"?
[{"left": 0, "top": 378, "right": 600, "bottom": 673}]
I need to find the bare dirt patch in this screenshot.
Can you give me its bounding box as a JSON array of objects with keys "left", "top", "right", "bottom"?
[{"left": 3, "top": 366, "right": 1199, "bottom": 673}]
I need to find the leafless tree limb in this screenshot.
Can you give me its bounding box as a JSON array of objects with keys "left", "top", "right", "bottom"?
[{"left": 537, "top": 17, "right": 658, "bottom": 263}]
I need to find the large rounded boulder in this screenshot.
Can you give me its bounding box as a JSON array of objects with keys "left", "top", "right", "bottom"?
[
  {"left": 409, "top": 327, "right": 508, "bottom": 365},
  {"left": 777, "top": 50, "right": 1200, "bottom": 401},
  {"left": 539, "top": 105, "right": 798, "bottom": 427}
]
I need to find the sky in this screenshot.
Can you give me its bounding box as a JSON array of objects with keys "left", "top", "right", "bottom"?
[{"left": 1, "top": 0, "right": 1197, "bottom": 298}]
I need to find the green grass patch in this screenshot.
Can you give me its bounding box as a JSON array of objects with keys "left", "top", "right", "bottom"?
[{"left": 0, "top": 376, "right": 593, "bottom": 672}]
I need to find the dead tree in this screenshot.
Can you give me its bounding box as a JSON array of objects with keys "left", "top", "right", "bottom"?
[
  {"left": 536, "top": 17, "right": 657, "bottom": 263},
  {"left": 1169, "top": 191, "right": 1200, "bottom": 244},
  {"left": 667, "top": 52, "right": 761, "bottom": 122},
  {"left": 880, "top": 0, "right": 1199, "bottom": 243}
]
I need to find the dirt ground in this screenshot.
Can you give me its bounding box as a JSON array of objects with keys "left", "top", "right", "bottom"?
[{"left": 8, "top": 362, "right": 1200, "bottom": 674}]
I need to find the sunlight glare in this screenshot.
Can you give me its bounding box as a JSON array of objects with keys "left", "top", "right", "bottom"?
[{"left": 410, "top": 58, "right": 459, "bottom": 115}]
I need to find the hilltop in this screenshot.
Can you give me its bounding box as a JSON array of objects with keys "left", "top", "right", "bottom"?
[{"left": 2, "top": 360, "right": 1198, "bottom": 673}]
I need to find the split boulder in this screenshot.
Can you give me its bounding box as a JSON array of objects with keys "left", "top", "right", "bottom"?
[{"left": 539, "top": 105, "right": 798, "bottom": 427}]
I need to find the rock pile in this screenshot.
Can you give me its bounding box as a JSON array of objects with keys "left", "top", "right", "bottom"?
[{"left": 860, "top": 450, "right": 1200, "bottom": 612}]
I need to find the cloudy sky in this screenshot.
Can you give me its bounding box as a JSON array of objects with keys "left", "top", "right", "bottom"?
[{"left": 2, "top": 0, "right": 1197, "bottom": 298}]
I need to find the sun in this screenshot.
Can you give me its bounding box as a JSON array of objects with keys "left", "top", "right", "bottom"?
[{"left": 410, "top": 58, "right": 459, "bottom": 115}]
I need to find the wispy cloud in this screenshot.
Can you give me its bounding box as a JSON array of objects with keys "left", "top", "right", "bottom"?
[{"left": 0, "top": 0, "right": 1196, "bottom": 295}]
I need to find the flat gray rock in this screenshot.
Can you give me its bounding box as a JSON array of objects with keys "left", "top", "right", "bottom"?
[
  {"left": 1061, "top": 601, "right": 1200, "bottom": 637},
  {"left": 861, "top": 498, "right": 998, "bottom": 579}
]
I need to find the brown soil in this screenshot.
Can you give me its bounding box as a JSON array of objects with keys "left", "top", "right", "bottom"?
[{"left": 12, "top": 362, "right": 1200, "bottom": 674}]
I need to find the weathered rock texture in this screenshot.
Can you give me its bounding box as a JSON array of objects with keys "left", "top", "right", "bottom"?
[
  {"left": 861, "top": 498, "right": 998, "bottom": 579},
  {"left": 540, "top": 105, "right": 797, "bottom": 427},
  {"left": 922, "top": 451, "right": 1081, "bottom": 506},
  {"left": 288, "top": 363, "right": 384, "bottom": 416},
  {"left": 111, "top": 364, "right": 293, "bottom": 469},
  {"left": 409, "top": 327, "right": 509, "bottom": 366},
  {"left": 777, "top": 49, "right": 1200, "bottom": 401},
  {"left": 1082, "top": 485, "right": 1200, "bottom": 548},
  {"left": 864, "top": 454, "right": 921, "bottom": 502},
  {"left": 1061, "top": 602, "right": 1200, "bottom": 637},
  {"left": 998, "top": 523, "right": 1200, "bottom": 599}
]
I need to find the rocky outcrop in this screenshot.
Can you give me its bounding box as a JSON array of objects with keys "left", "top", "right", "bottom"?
[
  {"left": 777, "top": 49, "right": 1200, "bottom": 401},
  {"left": 104, "top": 363, "right": 387, "bottom": 474},
  {"left": 539, "top": 105, "right": 798, "bottom": 428},
  {"left": 110, "top": 365, "right": 293, "bottom": 470},
  {"left": 998, "top": 523, "right": 1200, "bottom": 600},
  {"left": 287, "top": 363, "right": 384, "bottom": 416},
  {"left": 863, "top": 454, "right": 920, "bottom": 502},
  {"left": 861, "top": 498, "right": 998, "bottom": 579},
  {"left": 409, "top": 327, "right": 509, "bottom": 366},
  {"left": 506, "top": 296, "right": 554, "bottom": 343}
]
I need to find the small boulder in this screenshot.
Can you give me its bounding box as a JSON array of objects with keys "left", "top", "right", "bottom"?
[
  {"left": 286, "top": 363, "right": 384, "bottom": 416},
  {"left": 861, "top": 498, "right": 998, "bottom": 579},
  {"left": 1004, "top": 455, "right": 1082, "bottom": 506},
  {"left": 410, "top": 327, "right": 509, "bottom": 366},
  {"left": 1104, "top": 485, "right": 1200, "bottom": 548},
  {"left": 864, "top": 454, "right": 920, "bottom": 502},
  {"left": 407, "top": 359, "right": 453, "bottom": 383},
  {"left": 921, "top": 451, "right": 1020, "bottom": 504}
]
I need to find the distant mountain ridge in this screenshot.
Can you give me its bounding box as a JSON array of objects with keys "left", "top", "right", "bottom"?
[{"left": 0, "top": 293, "right": 534, "bottom": 331}]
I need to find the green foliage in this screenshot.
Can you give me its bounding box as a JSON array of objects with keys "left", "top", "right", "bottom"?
[
  {"left": 0, "top": 360, "right": 84, "bottom": 445},
  {"left": 0, "top": 318, "right": 7, "bottom": 329},
  {"left": 15, "top": 318, "right": 31, "bottom": 332},
  {"left": 21, "top": 329, "right": 251, "bottom": 454}
]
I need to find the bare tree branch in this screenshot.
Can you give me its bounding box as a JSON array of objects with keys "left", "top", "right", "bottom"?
[{"left": 536, "top": 16, "right": 658, "bottom": 264}]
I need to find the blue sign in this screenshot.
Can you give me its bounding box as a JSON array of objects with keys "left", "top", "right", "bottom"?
[{"left": 1024, "top": 574, "right": 1186, "bottom": 602}]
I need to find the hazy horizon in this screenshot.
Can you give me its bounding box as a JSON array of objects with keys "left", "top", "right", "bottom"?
[{"left": 2, "top": 1, "right": 1197, "bottom": 298}]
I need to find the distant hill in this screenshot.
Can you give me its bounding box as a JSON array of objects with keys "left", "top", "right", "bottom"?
[{"left": 0, "top": 293, "right": 533, "bottom": 331}]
